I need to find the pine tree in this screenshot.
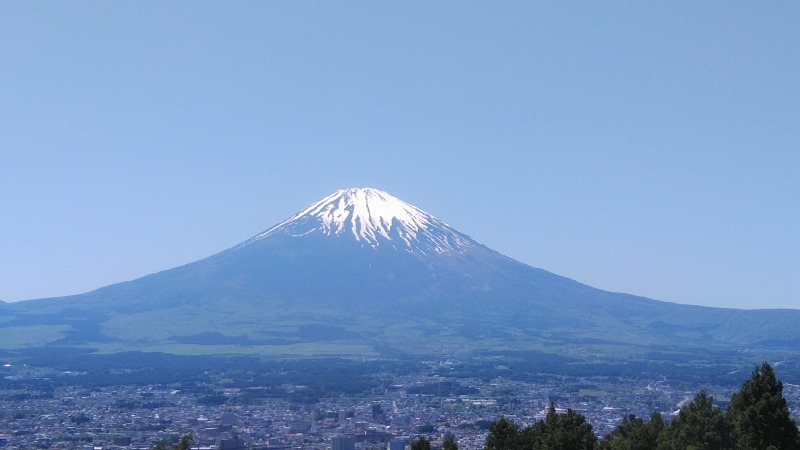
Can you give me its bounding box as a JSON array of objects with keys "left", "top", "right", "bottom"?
[
  {"left": 485, "top": 416, "right": 520, "bottom": 450},
  {"left": 657, "top": 391, "right": 733, "bottom": 450},
  {"left": 727, "top": 362, "right": 800, "bottom": 449},
  {"left": 520, "top": 402, "right": 597, "bottom": 450},
  {"left": 599, "top": 411, "right": 664, "bottom": 450},
  {"left": 151, "top": 434, "right": 193, "bottom": 450},
  {"left": 174, "top": 434, "right": 193, "bottom": 450},
  {"left": 410, "top": 437, "right": 431, "bottom": 450},
  {"left": 485, "top": 406, "right": 596, "bottom": 450},
  {"left": 443, "top": 435, "right": 458, "bottom": 450}
]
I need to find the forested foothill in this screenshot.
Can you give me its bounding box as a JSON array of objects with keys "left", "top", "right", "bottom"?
[{"left": 484, "top": 363, "right": 800, "bottom": 449}]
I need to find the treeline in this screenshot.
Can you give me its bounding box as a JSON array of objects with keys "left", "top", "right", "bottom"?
[{"left": 484, "top": 363, "right": 800, "bottom": 450}]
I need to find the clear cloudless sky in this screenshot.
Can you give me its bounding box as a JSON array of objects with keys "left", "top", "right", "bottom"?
[{"left": 1, "top": 2, "right": 798, "bottom": 310}]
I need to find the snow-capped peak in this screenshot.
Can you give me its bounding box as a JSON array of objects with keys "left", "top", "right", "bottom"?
[{"left": 247, "top": 188, "right": 473, "bottom": 254}]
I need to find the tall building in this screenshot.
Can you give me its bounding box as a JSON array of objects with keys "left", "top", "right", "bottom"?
[
  {"left": 332, "top": 434, "right": 355, "bottom": 450},
  {"left": 220, "top": 438, "right": 245, "bottom": 449},
  {"left": 390, "top": 438, "right": 406, "bottom": 450},
  {"left": 372, "top": 403, "right": 386, "bottom": 424}
]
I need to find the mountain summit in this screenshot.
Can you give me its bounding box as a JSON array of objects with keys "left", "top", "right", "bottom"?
[
  {"left": 242, "top": 188, "right": 472, "bottom": 255},
  {"left": 6, "top": 188, "right": 800, "bottom": 364},
  {"left": 210, "top": 188, "right": 510, "bottom": 307}
]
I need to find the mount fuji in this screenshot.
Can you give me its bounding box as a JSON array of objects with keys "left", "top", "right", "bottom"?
[
  {"left": 4, "top": 188, "right": 800, "bottom": 365},
  {"left": 247, "top": 187, "right": 473, "bottom": 254}
]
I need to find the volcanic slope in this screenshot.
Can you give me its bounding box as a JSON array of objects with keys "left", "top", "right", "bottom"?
[{"left": 5, "top": 188, "right": 800, "bottom": 360}]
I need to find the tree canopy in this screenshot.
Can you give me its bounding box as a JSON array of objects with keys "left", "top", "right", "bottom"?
[
  {"left": 443, "top": 435, "right": 459, "bottom": 450},
  {"left": 728, "top": 362, "right": 800, "bottom": 449},
  {"left": 151, "top": 434, "right": 192, "bottom": 450},
  {"left": 598, "top": 411, "right": 663, "bottom": 450},
  {"left": 656, "top": 391, "right": 733, "bottom": 450},
  {"left": 410, "top": 437, "right": 432, "bottom": 450},
  {"left": 485, "top": 403, "right": 597, "bottom": 450},
  {"left": 487, "top": 363, "right": 799, "bottom": 450}
]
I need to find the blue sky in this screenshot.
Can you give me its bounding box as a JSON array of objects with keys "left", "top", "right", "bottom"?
[{"left": 1, "top": 2, "right": 798, "bottom": 310}]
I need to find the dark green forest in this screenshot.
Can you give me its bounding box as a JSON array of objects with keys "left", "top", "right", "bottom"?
[{"left": 483, "top": 363, "right": 800, "bottom": 450}]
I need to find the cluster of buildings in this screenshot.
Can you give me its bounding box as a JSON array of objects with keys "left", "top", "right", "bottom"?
[{"left": 1, "top": 364, "right": 798, "bottom": 450}]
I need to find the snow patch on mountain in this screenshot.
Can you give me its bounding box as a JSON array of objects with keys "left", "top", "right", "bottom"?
[{"left": 246, "top": 188, "right": 473, "bottom": 254}]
